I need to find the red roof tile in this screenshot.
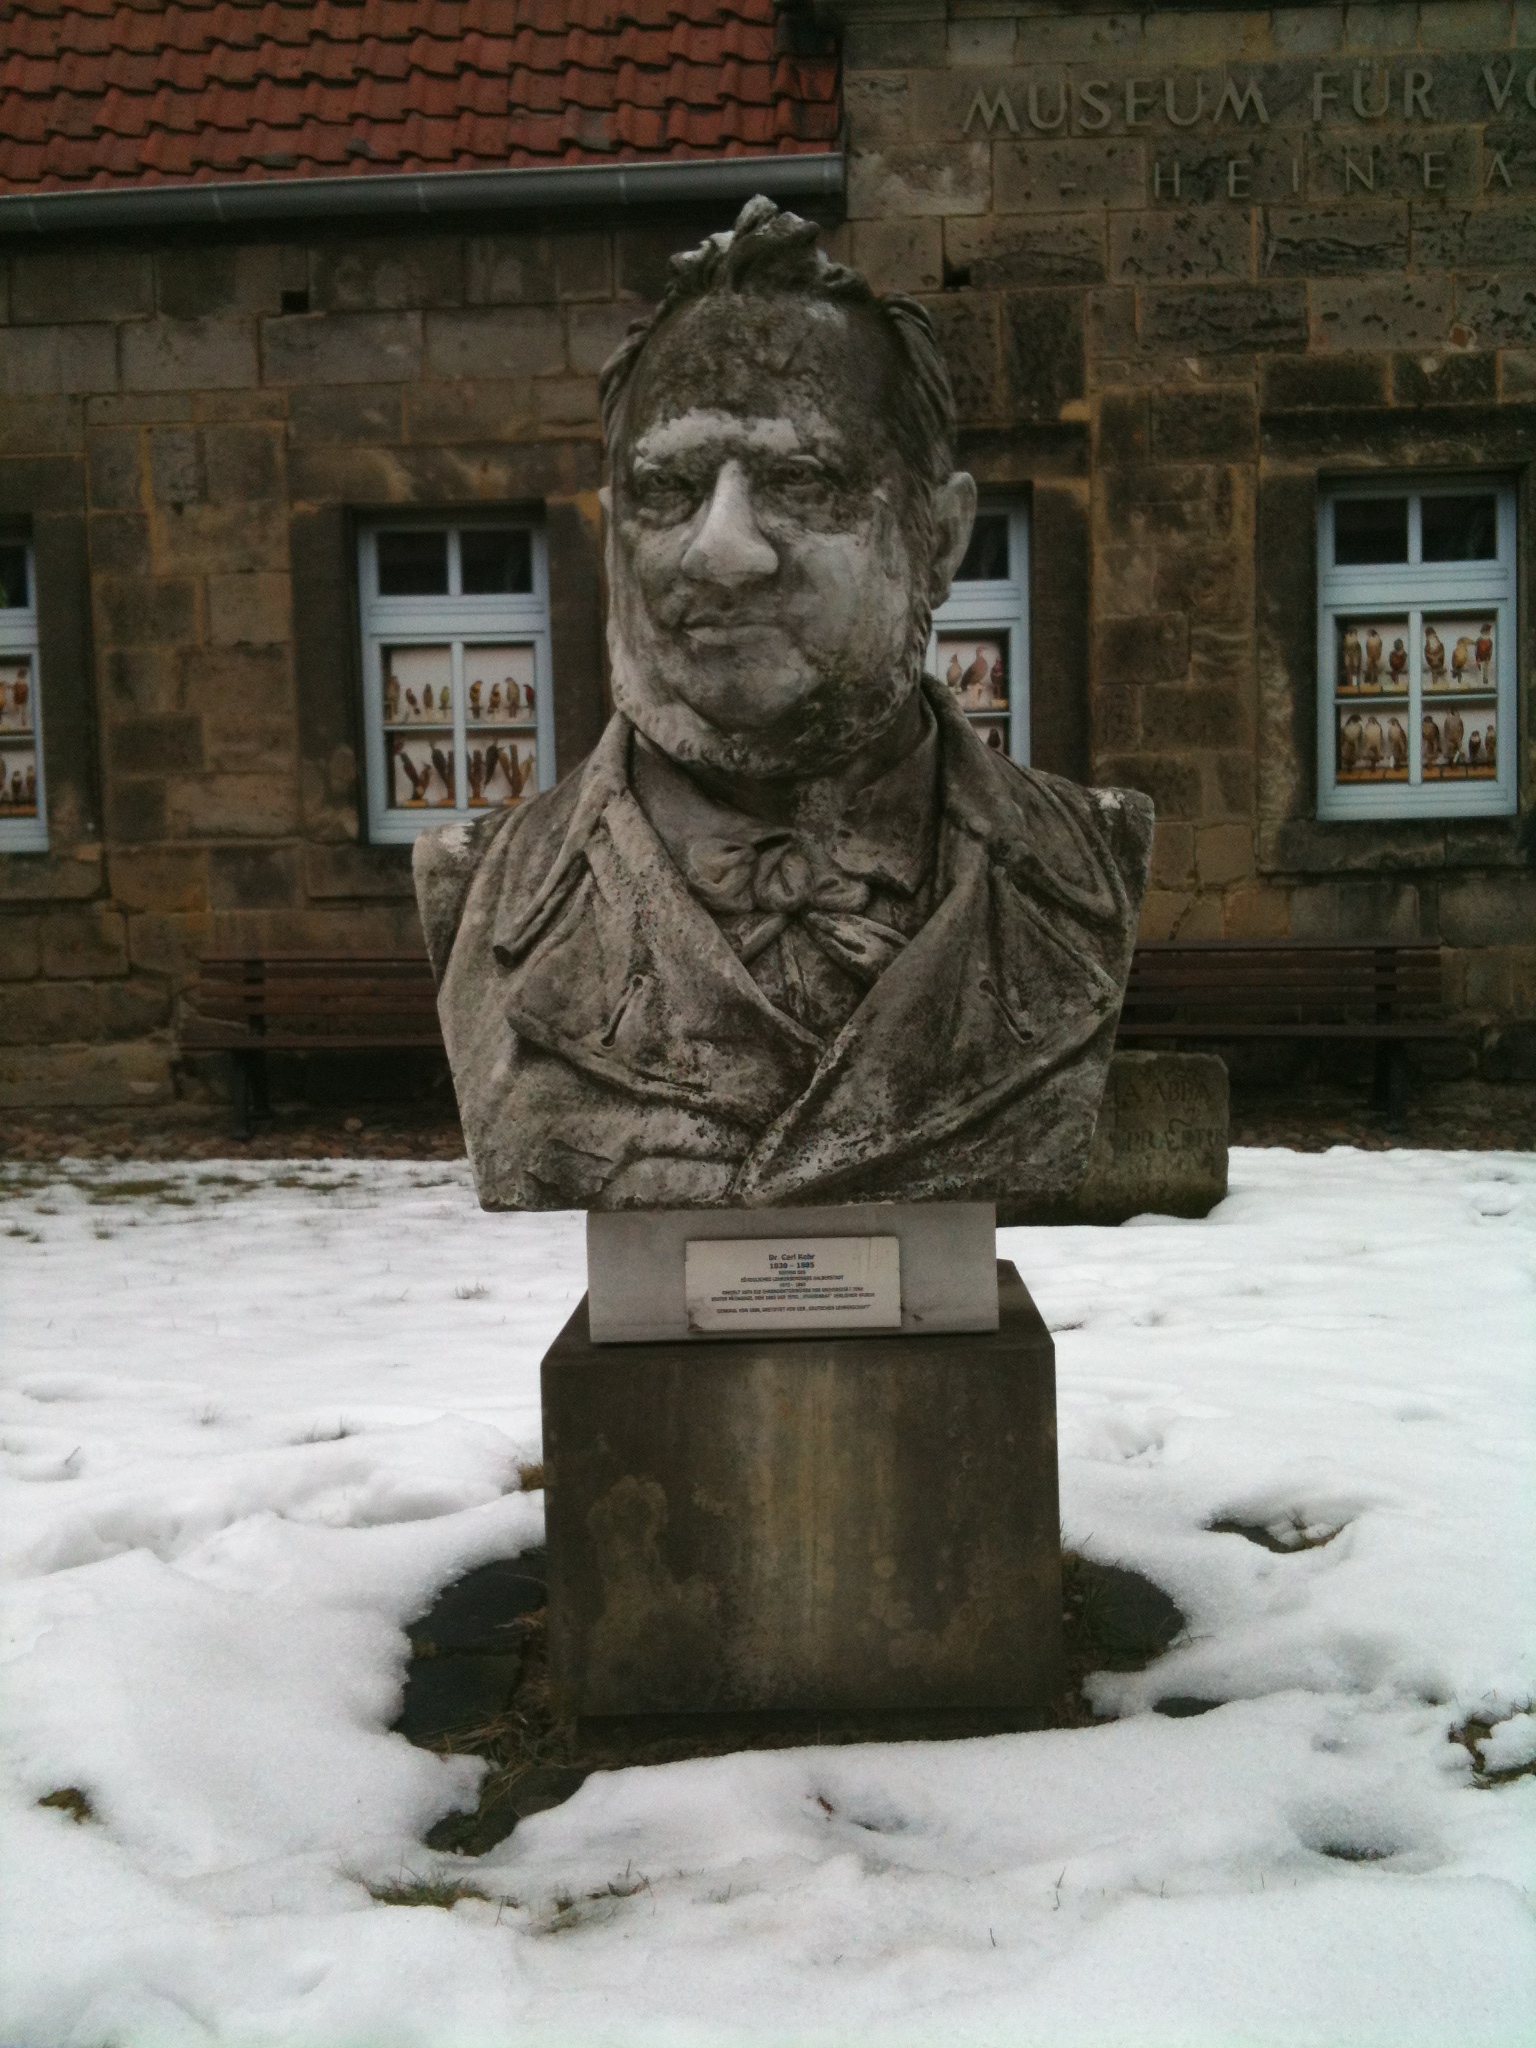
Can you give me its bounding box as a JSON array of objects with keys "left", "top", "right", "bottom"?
[{"left": 0, "top": 1, "right": 839, "bottom": 191}]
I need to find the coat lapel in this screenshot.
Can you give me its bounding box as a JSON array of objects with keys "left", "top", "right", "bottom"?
[
  {"left": 732, "top": 689, "right": 1131, "bottom": 1205},
  {"left": 492, "top": 728, "right": 822, "bottom": 1120}
]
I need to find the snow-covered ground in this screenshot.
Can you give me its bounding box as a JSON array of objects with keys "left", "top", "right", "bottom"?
[{"left": 1, "top": 1150, "right": 1533, "bottom": 2048}]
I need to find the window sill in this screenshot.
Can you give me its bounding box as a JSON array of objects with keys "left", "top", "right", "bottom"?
[{"left": 1257, "top": 816, "right": 1527, "bottom": 878}]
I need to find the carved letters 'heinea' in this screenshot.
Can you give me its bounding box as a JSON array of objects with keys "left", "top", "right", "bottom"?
[{"left": 415, "top": 199, "right": 1152, "bottom": 1213}]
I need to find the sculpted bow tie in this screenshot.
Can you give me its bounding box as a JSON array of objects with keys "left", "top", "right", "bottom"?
[{"left": 684, "top": 833, "right": 910, "bottom": 984}]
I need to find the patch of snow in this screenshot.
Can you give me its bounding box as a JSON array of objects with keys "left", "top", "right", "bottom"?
[{"left": 1, "top": 1148, "right": 1533, "bottom": 2045}]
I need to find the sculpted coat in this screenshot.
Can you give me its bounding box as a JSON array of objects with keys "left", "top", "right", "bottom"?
[{"left": 416, "top": 680, "right": 1152, "bottom": 1211}]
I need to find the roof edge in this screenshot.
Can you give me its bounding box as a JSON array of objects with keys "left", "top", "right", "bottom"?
[{"left": 0, "top": 152, "right": 845, "bottom": 238}]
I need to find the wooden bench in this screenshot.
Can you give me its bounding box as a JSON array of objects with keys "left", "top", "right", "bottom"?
[
  {"left": 181, "top": 954, "right": 441, "bottom": 1134},
  {"left": 1116, "top": 939, "right": 1457, "bottom": 1125}
]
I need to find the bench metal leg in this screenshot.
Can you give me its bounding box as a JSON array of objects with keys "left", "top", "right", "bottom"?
[
  {"left": 231, "top": 1050, "right": 271, "bottom": 1139},
  {"left": 1372, "top": 1042, "right": 1409, "bottom": 1130}
]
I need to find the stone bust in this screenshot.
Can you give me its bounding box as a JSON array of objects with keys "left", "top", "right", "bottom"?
[{"left": 416, "top": 197, "right": 1152, "bottom": 1212}]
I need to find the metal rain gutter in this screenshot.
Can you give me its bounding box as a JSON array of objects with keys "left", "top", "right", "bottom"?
[{"left": 0, "top": 152, "right": 845, "bottom": 236}]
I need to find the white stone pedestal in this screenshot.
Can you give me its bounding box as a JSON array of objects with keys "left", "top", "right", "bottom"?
[{"left": 585, "top": 1201, "right": 999, "bottom": 1345}]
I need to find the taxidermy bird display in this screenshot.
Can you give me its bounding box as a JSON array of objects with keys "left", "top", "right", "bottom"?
[
  {"left": 1365, "top": 628, "right": 1383, "bottom": 684},
  {"left": 1476, "top": 623, "right": 1494, "bottom": 685},
  {"left": 469, "top": 681, "right": 482, "bottom": 718},
  {"left": 404, "top": 689, "right": 420, "bottom": 716},
  {"left": 946, "top": 653, "right": 963, "bottom": 688},
  {"left": 393, "top": 740, "right": 428, "bottom": 803},
  {"left": 1341, "top": 712, "right": 1363, "bottom": 770},
  {"left": 489, "top": 684, "right": 503, "bottom": 716},
  {"left": 1421, "top": 713, "right": 1441, "bottom": 765},
  {"left": 1388, "top": 717, "right": 1408, "bottom": 768},
  {"left": 430, "top": 745, "right": 455, "bottom": 802},
  {"left": 1342, "top": 626, "right": 1362, "bottom": 687},
  {"left": 1389, "top": 638, "right": 1408, "bottom": 688},
  {"left": 1468, "top": 731, "right": 1483, "bottom": 767},
  {"left": 1451, "top": 637, "right": 1471, "bottom": 685},
  {"left": 1485, "top": 724, "right": 1497, "bottom": 768},
  {"left": 1443, "top": 709, "right": 1465, "bottom": 764},
  {"left": 468, "top": 749, "right": 486, "bottom": 802},
  {"left": 384, "top": 676, "right": 400, "bottom": 722},
  {"left": 1362, "top": 715, "right": 1384, "bottom": 767},
  {"left": 1423, "top": 625, "right": 1445, "bottom": 684}
]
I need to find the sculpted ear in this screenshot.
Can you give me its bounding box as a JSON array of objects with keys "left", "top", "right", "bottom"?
[{"left": 929, "top": 471, "right": 978, "bottom": 607}]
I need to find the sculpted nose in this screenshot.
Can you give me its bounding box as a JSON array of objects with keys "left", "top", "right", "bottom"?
[{"left": 680, "top": 459, "right": 778, "bottom": 588}]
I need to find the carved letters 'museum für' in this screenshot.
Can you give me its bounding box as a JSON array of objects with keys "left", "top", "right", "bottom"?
[{"left": 415, "top": 199, "right": 1152, "bottom": 1213}]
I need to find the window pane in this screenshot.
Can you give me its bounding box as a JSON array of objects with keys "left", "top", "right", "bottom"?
[
  {"left": 1334, "top": 615, "right": 1408, "bottom": 787},
  {"left": 0, "top": 657, "right": 39, "bottom": 815},
  {"left": 1333, "top": 498, "right": 1407, "bottom": 565},
  {"left": 1421, "top": 494, "right": 1497, "bottom": 562},
  {"left": 461, "top": 528, "right": 533, "bottom": 595},
  {"left": 939, "top": 630, "right": 1011, "bottom": 754},
  {"left": 1422, "top": 706, "right": 1497, "bottom": 780},
  {"left": 382, "top": 646, "right": 455, "bottom": 811},
  {"left": 1423, "top": 614, "right": 1496, "bottom": 695},
  {"left": 465, "top": 644, "right": 536, "bottom": 727},
  {"left": 0, "top": 544, "right": 27, "bottom": 609},
  {"left": 469, "top": 736, "right": 536, "bottom": 809},
  {"left": 465, "top": 645, "right": 538, "bottom": 806},
  {"left": 954, "top": 514, "right": 1010, "bottom": 581},
  {"left": 377, "top": 530, "right": 449, "bottom": 596}
]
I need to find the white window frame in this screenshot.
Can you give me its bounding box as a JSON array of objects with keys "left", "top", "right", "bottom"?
[
  {"left": 928, "top": 503, "right": 1031, "bottom": 765},
  {"left": 1317, "top": 477, "right": 1517, "bottom": 822},
  {"left": 358, "top": 517, "right": 555, "bottom": 847},
  {"left": 0, "top": 537, "right": 46, "bottom": 854}
]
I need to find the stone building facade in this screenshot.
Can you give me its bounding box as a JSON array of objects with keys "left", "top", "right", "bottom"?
[{"left": 0, "top": 1, "right": 1532, "bottom": 1111}]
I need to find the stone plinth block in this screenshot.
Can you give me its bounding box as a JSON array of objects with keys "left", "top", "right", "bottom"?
[
  {"left": 543, "top": 1260, "right": 1061, "bottom": 1726},
  {"left": 1002, "top": 1051, "right": 1228, "bottom": 1225},
  {"left": 586, "top": 1201, "right": 999, "bottom": 1344}
]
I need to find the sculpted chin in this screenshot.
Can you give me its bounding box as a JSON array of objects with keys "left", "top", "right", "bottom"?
[{"left": 415, "top": 197, "right": 1153, "bottom": 1213}]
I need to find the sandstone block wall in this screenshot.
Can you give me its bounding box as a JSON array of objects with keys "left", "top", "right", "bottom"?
[
  {"left": 0, "top": 219, "right": 726, "bottom": 1107},
  {"left": 836, "top": 0, "right": 1535, "bottom": 1079}
]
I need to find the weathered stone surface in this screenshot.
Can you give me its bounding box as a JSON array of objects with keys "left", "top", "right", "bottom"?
[
  {"left": 1099, "top": 612, "right": 1191, "bottom": 683},
  {"left": 543, "top": 1259, "right": 1062, "bottom": 1718},
  {"left": 121, "top": 319, "right": 259, "bottom": 393},
  {"left": 10, "top": 249, "right": 153, "bottom": 324},
  {"left": 1311, "top": 275, "right": 1454, "bottom": 351},
  {"left": 1390, "top": 351, "right": 1497, "bottom": 405},
  {"left": 1455, "top": 276, "right": 1536, "bottom": 347},
  {"left": 1002, "top": 287, "right": 1086, "bottom": 417},
  {"left": 1111, "top": 208, "right": 1254, "bottom": 283},
  {"left": 1141, "top": 282, "right": 1307, "bottom": 351},
  {"left": 423, "top": 307, "right": 565, "bottom": 380},
  {"left": 1152, "top": 385, "right": 1257, "bottom": 458},
  {"left": 846, "top": 142, "right": 991, "bottom": 220},
  {"left": 993, "top": 138, "right": 1146, "bottom": 213},
  {"left": 1260, "top": 352, "right": 1387, "bottom": 408},
  {"left": 417, "top": 201, "right": 1150, "bottom": 1212},
  {"left": 207, "top": 571, "right": 291, "bottom": 646},
  {"left": 0, "top": 325, "right": 117, "bottom": 398},
  {"left": 1001, "top": 1052, "right": 1228, "bottom": 1225},
  {"left": 312, "top": 239, "right": 464, "bottom": 313},
  {"left": 40, "top": 908, "right": 129, "bottom": 980},
  {"left": 261, "top": 311, "right": 424, "bottom": 385},
  {"left": 947, "top": 213, "right": 1107, "bottom": 286},
  {"left": 851, "top": 217, "right": 944, "bottom": 293},
  {"left": 0, "top": 1040, "right": 174, "bottom": 1108},
  {"left": 1263, "top": 203, "right": 1409, "bottom": 275}
]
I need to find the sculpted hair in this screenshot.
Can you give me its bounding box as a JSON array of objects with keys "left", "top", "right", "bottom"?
[{"left": 598, "top": 195, "right": 958, "bottom": 506}]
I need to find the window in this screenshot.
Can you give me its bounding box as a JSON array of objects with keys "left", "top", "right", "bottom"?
[
  {"left": 928, "top": 505, "right": 1030, "bottom": 764},
  {"left": 358, "top": 519, "right": 554, "bottom": 846},
  {"left": 0, "top": 537, "right": 46, "bottom": 853},
  {"left": 1318, "top": 480, "right": 1516, "bottom": 821}
]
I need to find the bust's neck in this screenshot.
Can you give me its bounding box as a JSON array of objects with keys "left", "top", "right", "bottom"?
[{"left": 661, "top": 683, "right": 929, "bottom": 835}]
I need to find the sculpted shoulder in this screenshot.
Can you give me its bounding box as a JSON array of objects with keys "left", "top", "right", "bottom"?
[
  {"left": 412, "top": 772, "right": 587, "bottom": 984},
  {"left": 940, "top": 707, "right": 1154, "bottom": 923}
]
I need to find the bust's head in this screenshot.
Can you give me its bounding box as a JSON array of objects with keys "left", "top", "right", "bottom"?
[{"left": 600, "top": 198, "right": 977, "bottom": 780}]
